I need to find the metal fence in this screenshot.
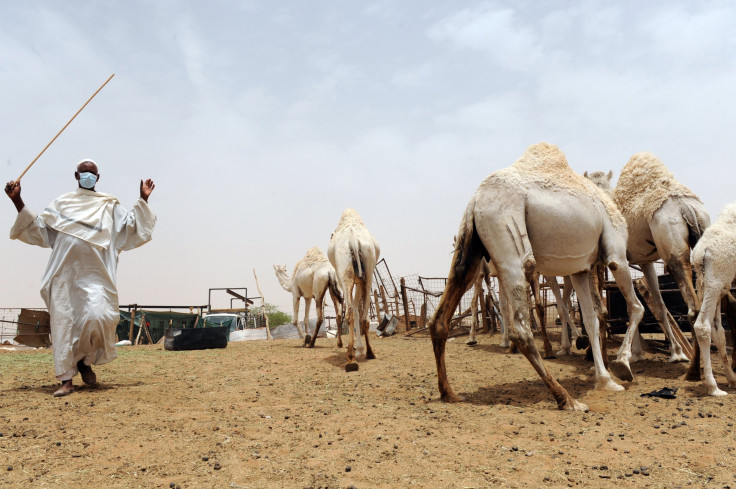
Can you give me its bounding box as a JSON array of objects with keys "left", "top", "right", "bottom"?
[{"left": 0, "top": 307, "right": 48, "bottom": 345}]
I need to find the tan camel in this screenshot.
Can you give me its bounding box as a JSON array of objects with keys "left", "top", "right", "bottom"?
[
  {"left": 603, "top": 153, "right": 710, "bottom": 382},
  {"left": 692, "top": 203, "right": 736, "bottom": 395},
  {"left": 428, "top": 142, "right": 645, "bottom": 411},
  {"left": 274, "top": 247, "right": 343, "bottom": 348},
  {"left": 328, "top": 208, "right": 380, "bottom": 371}
]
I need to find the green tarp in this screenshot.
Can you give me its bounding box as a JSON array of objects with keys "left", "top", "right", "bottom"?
[{"left": 117, "top": 310, "right": 200, "bottom": 344}]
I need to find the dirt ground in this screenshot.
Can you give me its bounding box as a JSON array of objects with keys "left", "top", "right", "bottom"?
[{"left": 2, "top": 330, "right": 736, "bottom": 489}]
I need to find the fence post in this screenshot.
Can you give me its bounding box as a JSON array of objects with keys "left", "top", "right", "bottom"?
[
  {"left": 400, "top": 277, "right": 411, "bottom": 330},
  {"left": 379, "top": 285, "right": 390, "bottom": 318},
  {"left": 128, "top": 305, "right": 137, "bottom": 342}
]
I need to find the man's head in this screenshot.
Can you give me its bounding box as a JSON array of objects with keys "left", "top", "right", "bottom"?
[{"left": 75, "top": 159, "right": 99, "bottom": 191}]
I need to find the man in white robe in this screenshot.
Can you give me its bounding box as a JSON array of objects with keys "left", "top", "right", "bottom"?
[{"left": 5, "top": 159, "right": 156, "bottom": 397}]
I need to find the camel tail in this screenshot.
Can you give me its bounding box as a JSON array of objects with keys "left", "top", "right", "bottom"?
[
  {"left": 695, "top": 249, "right": 707, "bottom": 303},
  {"left": 452, "top": 199, "right": 488, "bottom": 281},
  {"left": 349, "top": 239, "right": 364, "bottom": 279},
  {"left": 328, "top": 269, "right": 343, "bottom": 305},
  {"left": 680, "top": 199, "right": 708, "bottom": 249}
]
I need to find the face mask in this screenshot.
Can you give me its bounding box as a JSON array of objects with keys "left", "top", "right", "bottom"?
[{"left": 78, "top": 172, "right": 97, "bottom": 189}]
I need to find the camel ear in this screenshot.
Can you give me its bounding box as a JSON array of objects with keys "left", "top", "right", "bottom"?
[
  {"left": 607, "top": 170, "right": 613, "bottom": 181},
  {"left": 583, "top": 171, "right": 588, "bottom": 178}
]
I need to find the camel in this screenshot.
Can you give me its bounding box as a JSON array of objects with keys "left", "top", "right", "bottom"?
[
  {"left": 328, "top": 208, "right": 380, "bottom": 371},
  {"left": 428, "top": 142, "right": 645, "bottom": 411},
  {"left": 598, "top": 153, "right": 710, "bottom": 382},
  {"left": 691, "top": 203, "right": 736, "bottom": 396},
  {"left": 274, "top": 247, "right": 344, "bottom": 348}
]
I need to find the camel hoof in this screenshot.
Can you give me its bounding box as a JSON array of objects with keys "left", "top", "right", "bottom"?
[
  {"left": 575, "top": 336, "right": 589, "bottom": 350},
  {"left": 345, "top": 363, "right": 359, "bottom": 372},
  {"left": 556, "top": 349, "right": 571, "bottom": 356},
  {"left": 596, "top": 379, "right": 625, "bottom": 392},
  {"left": 563, "top": 399, "right": 589, "bottom": 412},
  {"left": 466, "top": 340, "right": 477, "bottom": 346},
  {"left": 543, "top": 353, "right": 557, "bottom": 360},
  {"left": 366, "top": 351, "right": 375, "bottom": 360},
  {"left": 708, "top": 387, "right": 728, "bottom": 397},
  {"left": 668, "top": 353, "right": 689, "bottom": 363},
  {"left": 499, "top": 340, "right": 510, "bottom": 348},
  {"left": 609, "top": 360, "right": 634, "bottom": 382},
  {"left": 304, "top": 335, "right": 312, "bottom": 346},
  {"left": 441, "top": 394, "right": 465, "bottom": 403}
]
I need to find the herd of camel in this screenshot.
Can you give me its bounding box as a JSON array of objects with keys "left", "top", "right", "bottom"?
[{"left": 273, "top": 142, "right": 736, "bottom": 411}]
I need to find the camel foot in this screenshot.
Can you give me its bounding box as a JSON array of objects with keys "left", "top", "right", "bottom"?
[
  {"left": 584, "top": 347, "right": 594, "bottom": 362},
  {"left": 366, "top": 351, "right": 375, "bottom": 360},
  {"left": 562, "top": 399, "right": 589, "bottom": 412},
  {"left": 609, "top": 360, "right": 634, "bottom": 382},
  {"left": 629, "top": 352, "right": 644, "bottom": 363},
  {"left": 499, "top": 340, "right": 510, "bottom": 348},
  {"left": 441, "top": 393, "right": 465, "bottom": 403},
  {"left": 556, "top": 348, "right": 571, "bottom": 356},
  {"left": 304, "top": 335, "right": 312, "bottom": 346},
  {"left": 466, "top": 340, "right": 477, "bottom": 346},
  {"left": 345, "top": 363, "right": 359, "bottom": 373},
  {"left": 707, "top": 386, "right": 727, "bottom": 396},
  {"left": 596, "top": 378, "right": 624, "bottom": 392},
  {"left": 53, "top": 380, "right": 74, "bottom": 397},
  {"left": 668, "top": 352, "right": 689, "bottom": 363},
  {"left": 543, "top": 353, "right": 557, "bottom": 360},
  {"left": 575, "top": 336, "right": 590, "bottom": 350}
]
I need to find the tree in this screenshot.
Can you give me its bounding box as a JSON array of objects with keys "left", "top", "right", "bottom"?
[{"left": 249, "top": 303, "right": 291, "bottom": 328}]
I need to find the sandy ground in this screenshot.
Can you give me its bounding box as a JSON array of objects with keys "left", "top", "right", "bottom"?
[{"left": 1, "top": 330, "right": 736, "bottom": 489}]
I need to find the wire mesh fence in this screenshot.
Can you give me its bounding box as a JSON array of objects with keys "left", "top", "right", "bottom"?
[{"left": 0, "top": 307, "right": 48, "bottom": 345}]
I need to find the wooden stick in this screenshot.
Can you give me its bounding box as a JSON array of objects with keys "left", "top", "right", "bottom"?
[
  {"left": 634, "top": 278, "right": 694, "bottom": 360},
  {"left": 16, "top": 74, "right": 115, "bottom": 182}
]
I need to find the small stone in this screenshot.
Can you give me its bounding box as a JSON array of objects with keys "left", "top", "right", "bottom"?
[
  {"left": 213, "top": 463, "right": 221, "bottom": 470},
  {"left": 345, "top": 465, "right": 352, "bottom": 472},
  {"left": 170, "top": 483, "right": 176, "bottom": 489},
  {"left": 7, "top": 467, "right": 12, "bottom": 471},
  {"left": 202, "top": 456, "right": 209, "bottom": 461}
]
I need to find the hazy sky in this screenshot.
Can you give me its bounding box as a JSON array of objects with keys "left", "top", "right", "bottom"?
[{"left": 1, "top": 1, "right": 734, "bottom": 314}]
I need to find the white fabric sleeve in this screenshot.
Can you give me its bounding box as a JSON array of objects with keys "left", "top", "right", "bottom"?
[
  {"left": 9, "top": 206, "right": 55, "bottom": 248},
  {"left": 115, "top": 198, "right": 157, "bottom": 252}
]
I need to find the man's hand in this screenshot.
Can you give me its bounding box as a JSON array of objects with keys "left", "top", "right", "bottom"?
[
  {"left": 5, "top": 180, "right": 24, "bottom": 212},
  {"left": 140, "top": 179, "right": 155, "bottom": 203}
]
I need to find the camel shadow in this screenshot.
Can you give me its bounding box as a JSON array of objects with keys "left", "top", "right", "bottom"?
[{"left": 457, "top": 377, "right": 591, "bottom": 408}]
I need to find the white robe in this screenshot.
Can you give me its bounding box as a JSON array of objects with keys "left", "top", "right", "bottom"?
[{"left": 9, "top": 189, "right": 156, "bottom": 378}]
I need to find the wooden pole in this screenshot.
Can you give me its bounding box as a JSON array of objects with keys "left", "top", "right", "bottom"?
[
  {"left": 400, "top": 277, "right": 411, "bottom": 330},
  {"left": 634, "top": 278, "right": 694, "bottom": 360},
  {"left": 16, "top": 74, "right": 115, "bottom": 182},
  {"left": 379, "top": 285, "right": 390, "bottom": 318},
  {"left": 372, "top": 289, "right": 381, "bottom": 320},
  {"left": 128, "top": 305, "right": 137, "bottom": 342}
]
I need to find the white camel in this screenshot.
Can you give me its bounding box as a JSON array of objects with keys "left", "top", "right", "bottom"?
[
  {"left": 274, "top": 247, "right": 343, "bottom": 348},
  {"left": 428, "top": 142, "right": 645, "bottom": 411},
  {"left": 691, "top": 203, "right": 736, "bottom": 396},
  {"left": 595, "top": 154, "right": 710, "bottom": 382},
  {"left": 328, "top": 208, "right": 380, "bottom": 371}
]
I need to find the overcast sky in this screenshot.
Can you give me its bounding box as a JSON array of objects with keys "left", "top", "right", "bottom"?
[{"left": 1, "top": 1, "right": 734, "bottom": 314}]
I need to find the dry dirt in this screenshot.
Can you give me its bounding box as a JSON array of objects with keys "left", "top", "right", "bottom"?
[{"left": 1, "top": 331, "right": 736, "bottom": 489}]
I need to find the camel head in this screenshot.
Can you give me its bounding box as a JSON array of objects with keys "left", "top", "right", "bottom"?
[
  {"left": 273, "top": 264, "right": 292, "bottom": 291},
  {"left": 583, "top": 170, "right": 614, "bottom": 192}
]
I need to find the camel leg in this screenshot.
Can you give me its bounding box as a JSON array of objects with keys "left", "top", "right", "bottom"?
[
  {"left": 498, "top": 276, "right": 512, "bottom": 348},
  {"left": 361, "top": 279, "right": 375, "bottom": 360},
  {"left": 662, "top": 253, "right": 701, "bottom": 378},
  {"left": 328, "top": 286, "right": 343, "bottom": 348},
  {"left": 302, "top": 297, "right": 312, "bottom": 346},
  {"left": 721, "top": 292, "right": 736, "bottom": 371},
  {"left": 546, "top": 276, "right": 578, "bottom": 356},
  {"left": 307, "top": 292, "right": 326, "bottom": 348},
  {"left": 531, "top": 277, "right": 554, "bottom": 359},
  {"left": 695, "top": 287, "right": 728, "bottom": 395},
  {"left": 344, "top": 284, "right": 360, "bottom": 372},
  {"left": 428, "top": 225, "right": 484, "bottom": 403},
  {"left": 713, "top": 300, "right": 736, "bottom": 390},
  {"left": 570, "top": 272, "right": 622, "bottom": 391},
  {"left": 467, "top": 275, "right": 482, "bottom": 346},
  {"left": 607, "top": 262, "right": 646, "bottom": 383},
  {"left": 589, "top": 273, "right": 609, "bottom": 369},
  {"left": 501, "top": 278, "right": 587, "bottom": 411},
  {"left": 292, "top": 295, "right": 304, "bottom": 338},
  {"left": 641, "top": 262, "right": 688, "bottom": 363}
]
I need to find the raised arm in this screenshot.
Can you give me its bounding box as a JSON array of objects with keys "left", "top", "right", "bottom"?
[
  {"left": 5, "top": 180, "right": 25, "bottom": 212},
  {"left": 140, "top": 179, "right": 155, "bottom": 203}
]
